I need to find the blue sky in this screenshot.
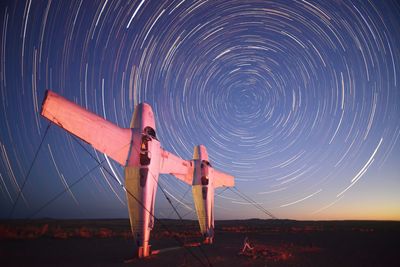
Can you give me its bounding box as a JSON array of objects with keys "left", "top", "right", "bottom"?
[{"left": 0, "top": 0, "right": 399, "bottom": 220}]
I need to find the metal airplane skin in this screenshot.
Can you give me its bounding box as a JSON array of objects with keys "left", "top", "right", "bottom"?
[
  {"left": 192, "top": 145, "right": 234, "bottom": 244},
  {"left": 41, "top": 90, "right": 234, "bottom": 258}
]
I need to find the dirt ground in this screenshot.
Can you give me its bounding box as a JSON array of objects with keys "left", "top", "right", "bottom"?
[{"left": 1, "top": 219, "right": 399, "bottom": 266}]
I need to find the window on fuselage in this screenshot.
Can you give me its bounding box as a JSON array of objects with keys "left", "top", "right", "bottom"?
[
  {"left": 140, "top": 135, "right": 151, "bottom": 166},
  {"left": 201, "top": 160, "right": 211, "bottom": 167},
  {"left": 143, "top": 126, "right": 156, "bottom": 139}
]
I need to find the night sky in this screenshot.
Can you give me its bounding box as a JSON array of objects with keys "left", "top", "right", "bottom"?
[{"left": 1, "top": 0, "right": 399, "bottom": 220}]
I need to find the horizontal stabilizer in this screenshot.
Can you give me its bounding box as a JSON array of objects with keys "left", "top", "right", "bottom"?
[
  {"left": 41, "top": 90, "right": 131, "bottom": 166},
  {"left": 159, "top": 148, "right": 193, "bottom": 185},
  {"left": 212, "top": 168, "right": 234, "bottom": 188}
]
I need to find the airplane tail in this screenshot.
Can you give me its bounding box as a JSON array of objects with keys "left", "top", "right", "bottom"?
[
  {"left": 41, "top": 90, "right": 132, "bottom": 166},
  {"left": 193, "top": 145, "right": 234, "bottom": 188}
]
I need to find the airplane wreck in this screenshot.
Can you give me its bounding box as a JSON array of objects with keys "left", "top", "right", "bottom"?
[{"left": 40, "top": 90, "right": 234, "bottom": 258}]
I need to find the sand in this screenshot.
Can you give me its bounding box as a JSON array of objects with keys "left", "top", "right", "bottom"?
[{"left": 1, "top": 219, "right": 399, "bottom": 266}]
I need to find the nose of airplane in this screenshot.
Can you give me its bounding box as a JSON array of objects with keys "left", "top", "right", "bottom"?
[
  {"left": 130, "top": 102, "right": 156, "bottom": 132},
  {"left": 193, "top": 145, "right": 209, "bottom": 161}
]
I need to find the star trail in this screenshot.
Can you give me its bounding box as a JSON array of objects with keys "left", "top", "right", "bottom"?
[{"left": 0, "top": 0, "right": 399, "bottom": 220}]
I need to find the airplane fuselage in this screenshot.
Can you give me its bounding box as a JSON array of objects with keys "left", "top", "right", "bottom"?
[
  {"left": 192, "top": 146, "right": 215, "bottom": 244},
  {"left": 40, "top": 91, "right": 234, "bottom": 258},
  {"left": 125, "top": 103, "right": 161, "bottom": 258}
]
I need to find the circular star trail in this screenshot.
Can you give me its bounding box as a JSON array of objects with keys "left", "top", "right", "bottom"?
[{"left": 0, "top": 0, "right": 399, "bottom": 220}]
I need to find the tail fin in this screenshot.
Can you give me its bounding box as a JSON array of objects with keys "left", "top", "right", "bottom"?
[{"left": 41, "top": 90, "right": 131, "bottom": 166}]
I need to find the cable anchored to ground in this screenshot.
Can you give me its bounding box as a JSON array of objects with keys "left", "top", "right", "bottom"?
[
  {"left": 154, "top": 174, "right": 213, "bottom": 267},
  {"left": 9, "top": 123, "right": 52, "bottom": 218},
  {"left": 229, "top": 186, "right": 277, "bottom": 219},
  {"left": 72, "top": 136, "right": 211, "bottom": 267},
  {"left": 27, "top": 156, "right": 107, "bottom": 219}
]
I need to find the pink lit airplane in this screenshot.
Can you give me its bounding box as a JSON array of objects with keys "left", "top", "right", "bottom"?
[
  {"left": 41, "top": 90, "right": 234, "bottom": 258},
  {"left": 192, "top": 144, "right": 234, "bottom": 244}
]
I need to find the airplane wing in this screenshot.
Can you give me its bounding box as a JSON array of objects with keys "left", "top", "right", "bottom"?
[
  {"left": 41, "top": 90, "right": 132, "bottom": 166},
  {"left": 159, "top": 148, "right": 194, "bottom": 185},
  {"left": 212, "top": 168, "right": 235, "bottom": 188}
]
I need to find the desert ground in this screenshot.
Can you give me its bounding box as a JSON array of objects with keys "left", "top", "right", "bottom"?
[{"left": 1, "top": 219, "right": 399, "bottom": 266}]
